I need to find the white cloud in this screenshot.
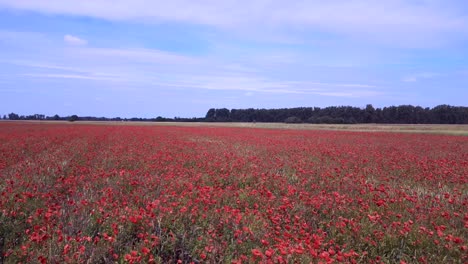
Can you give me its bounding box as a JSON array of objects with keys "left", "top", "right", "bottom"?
[
  {"left": 2, "top": 30, "right": 382, "bottom": 97},
  {"left": 64, "top": 34, "right": 87, "bottom": 45},
  {"left": 402, "top": 72, "right": 444, "bottom": 82},
  {"left": 9, "top": 60, "right": 89, "bottom": 73},
  {"left": 315, "top": 92, "right": 354, "bottom": 97},
  {"left": 15, "top": 52, "right": 381, "bottom": 96},
  {"left": 402, "top": 77, "right": 417, "bottom": 82},
  {"left": 0, "top": 30, "right": 51, "bottom": 47},
  {"left": 74, "top": 47, "right": 198, "bottom": 64},
  {"left": 22, "top": 73, "right": 117, "bottom": 81},
  {"left": 459, "top": 70, "right": 468, "bottom": 75},
  {"left": 297, "top": 82, "right": 377, "bottom": 88},
  {"left": 0, "top": 1, "right": 466, "bottom": 47},
  {"left": 314, "top": 90, "right": 382, "bottom": 98}
]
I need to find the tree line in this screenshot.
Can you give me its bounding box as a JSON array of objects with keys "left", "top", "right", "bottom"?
[
  {"left": 3, "top": 104, "right": 467, "bottom": 124},
  {"left": 2, "top": 113, "right": 204, "bottom": 122},
  {"left": 205, "top": 105, "right": 468, "bottom": 124}
]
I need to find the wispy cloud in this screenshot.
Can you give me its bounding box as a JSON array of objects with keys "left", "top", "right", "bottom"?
[
  {"left": 8, "top": 60, "right": 89, "bottom": 73},
  {"left": 22, "top": 73, "right": 119, "bottom": 81},
  {"left": 402, "top": 77, "right": 417, "bottom": 83},
  {"left": 0, "top": 30, "right": 51, "bottom": 46},
  {"left": 0, "top": 1, "right": 467, "bottom": 47},
  {"left": 11, "top": 46, "right": 382, "bottom": 97},
  {"left": 73, "top": 47, "right": 199, "bottom": 65},
  {"left": 64, "top": 34, "right": 87, "bottom": 45},
  {"left": 402, "top": 72, "right": 444, "bottom": 82},
  {"left": 314, "top": 90, "right": 382, "bottom": 98},
  {"left": 294, "top": 82, "right": 377, "bottom": 89}
]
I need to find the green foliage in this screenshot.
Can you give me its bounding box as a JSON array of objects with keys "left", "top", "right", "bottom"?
[
  {"left": 68, "top": 115, "right": 79, "bottom": 122},
  {"left": 284, "top": 116, "right": 302, "bottom": 123}
]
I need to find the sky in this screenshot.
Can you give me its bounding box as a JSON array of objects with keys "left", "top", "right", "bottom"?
[{"left": 0, "top": 1, "right": 467, "bottom": 118}]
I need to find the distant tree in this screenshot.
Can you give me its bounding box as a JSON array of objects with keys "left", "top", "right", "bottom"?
[
  {"left": 307, "top": 116, "right": 318, "bottom": 124},
  {"left": 2, "top": 115, "right": 6, "bottom": 120},
  {"left": 333, "top": 117, "right": 345, "bottom": 124},
  {"left": 284, "top": 116, "right": 302, "bottom": 123},
  {"left": 346, "top": 117, "right": 358, "bottom": 124},
  {"left": 215, "top": 108, "right": 230, "bottom": 122},
  {"left": 431, "top": 105, "right": 455, "bottom": 124},
  {"left": 25, "top": 114, "right": 46, "bottom": 120},
  {"left": 205, "top": 108, "right": 216, "bottom": 121},
  {"left": 68, "top": 115, "right": 79, "bottom": 122},
  {"left": 8, "top": 113, "right": 19, "bottom": 120},
  {"left": 364, "top": 104, "right": 376, "bottom": 123},
  {"left": 208, "top": 105, "right": 468, "bottom": 124},
  {"left": 53, "top": 114, "right": 60, "bottom": 120},
  {"left": 318, "top": 116, "right": 334, "bottom": 124}
]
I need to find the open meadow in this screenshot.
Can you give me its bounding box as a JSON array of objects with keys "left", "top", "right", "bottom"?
[{"left": 0, "top": 122, "right": 467, "bottom": 263}]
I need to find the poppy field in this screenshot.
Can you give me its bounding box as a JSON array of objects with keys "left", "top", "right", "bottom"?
[{"left": 0, "top": 123, "right": 467, "bottom": 263}]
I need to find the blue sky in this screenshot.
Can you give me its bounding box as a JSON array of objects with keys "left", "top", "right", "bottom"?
[{"left": 0, "top": 1, "right": 467, "bottom": 118}]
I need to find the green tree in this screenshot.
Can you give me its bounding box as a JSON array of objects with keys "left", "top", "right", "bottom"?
[
  {"left": 364, "top": 104, "right": 376, "bottom": 123},
  {"left": 8, "top": 113, "right": 19, "bottom": 120},
  {"left": 68, "top": 115, "right": 79, "bottom": 122},
  {"left": 284, "top": 116, "right": 302, "bottom": 123}
]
